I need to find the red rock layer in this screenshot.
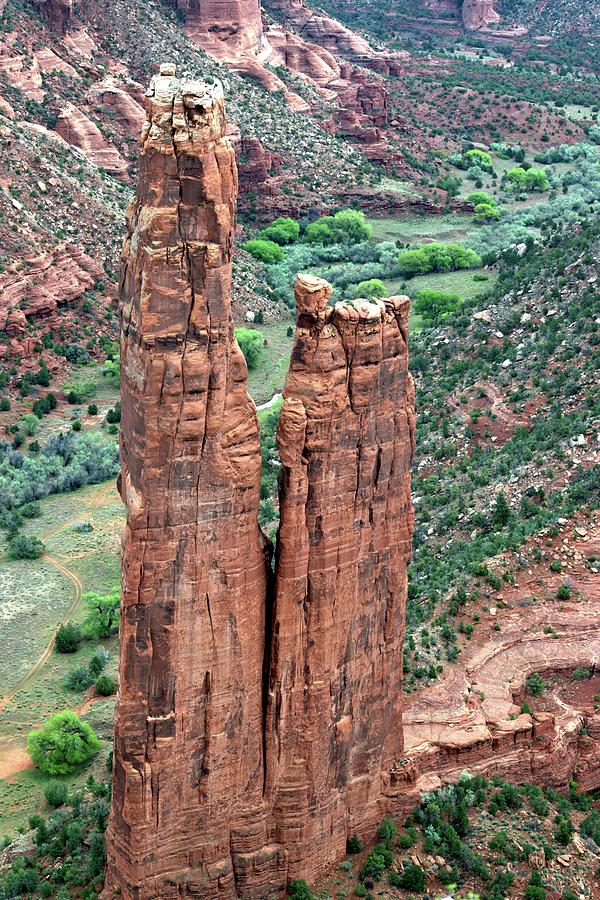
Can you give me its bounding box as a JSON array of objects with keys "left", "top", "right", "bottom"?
[
  {"left": 266, "top": 277, "right": 415, "bottom": 882},
  {"left": 178, "top": 0, "right": 264, "bottom": 54},
  {"left": 102, "top": 65, "right": 282, "bottom": 899},
  {"left": 462, "top": 0, "right": 500, "bottom": 29}
]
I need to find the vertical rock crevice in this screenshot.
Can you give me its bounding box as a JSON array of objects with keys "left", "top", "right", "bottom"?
[{"left": 106, "top": 69, "right": 414, "bottom": 900}]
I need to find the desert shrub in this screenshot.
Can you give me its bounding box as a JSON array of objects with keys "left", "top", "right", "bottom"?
[
  {"left": 27, "top": 711, "right": 101, "bottom": 776},
  {"left": 63, "top": 665, "right": 93, "bottom": 692},
  {"left": 554, "top": 815, "right": 574, "bottom": 845},
  {"left": 347, "top": 835, "right": 363, "bottom": 854},
  {"left": 526, "top": 673, "right": 545, "bottom": 696},
  {"left": 95, "top": 675, "right": 116, "bottom": 696},
  {"left": 0, "top": 858, "right": 39, "bottom": 896},
  {"left": 235, "top": 328, "right": 264, "bottom": 369},
  {"left": 242, "top": 239, "right": 284, "bottom": 263},
  {"left": 260, "top": 217, "right": 299, "bottom": 245},
  {"left": 287, "top": 879, "right": 315, "bottom": 900},
  {"left": 398, "top": 863, "right": 426, "bottom": 892},
  {"left": 21, "top": 413, "right": 38, "bottom": 436},
  {"left": 573, "top": 667, "right": 590, "bottom": 681},
  {"left": 556, "top": 584, "right": 570, "bottom": 600},
  {"left": 44, "top": 781, "right": 69, "bottom": 808},
  {"left": 55, "top": 623, "right": 82, "bottom": 654},
  {"left": 378, "top": 817, "right": 397, "bottom": 848},
  {"left": 105, "top": 402, "right": 121, "bottom": 424},
  {"left": 360, "top": 844, "right": 392, "bottom": 880},
  {"left": 7, "top": 533, "right": 45, "bottom": 559},
  {"left": 20, "top": 501, "right": 41, "bottom": 519},
  {"left": 83, "top": 588, "right": 120, "bottom": 639},
  {"left": 88, "top": 648, "right": 109, "bottom": 678},
  {"left": 397, "top": 830, "right": 415, "bottom": 849}
]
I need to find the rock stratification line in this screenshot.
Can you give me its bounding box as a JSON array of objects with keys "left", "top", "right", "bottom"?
[
  {"left": 102, "top": 65, "right": 282, "bottom": 899},
  {"left": 266, "top": 276, "right": 415, "bottom": 882}
]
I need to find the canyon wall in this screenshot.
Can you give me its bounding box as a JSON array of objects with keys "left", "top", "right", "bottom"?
[
  {"left": 104, "top": 65, "right": 415, "bottom": 899},
  {"left": 177, "top": 0, "right": 265, "bottom": 54}
]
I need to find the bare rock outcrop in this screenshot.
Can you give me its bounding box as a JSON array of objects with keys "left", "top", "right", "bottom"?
[
  {"left": 177, "top": 0, "right": 265, "bottom": 54},
  {"left": 462, "top": 0, "right": 500, "bottom": 29},
  {"left": 266, "top": 276, "right": 415, "bottom": 881},
  {"left": 34, "top": 0, "right": 72, "bottom": 33},
  {"left": 102, "top": 65, "right": 281, "bottom": 899},
  {"left": 55, "top": 102, "right": 129, "bottom": 176}
]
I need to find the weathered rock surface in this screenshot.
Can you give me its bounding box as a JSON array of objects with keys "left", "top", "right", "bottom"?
[
  {"left": 178, "top": 0, "right": 264, "bottom": 54},
  {"left": 0, "top": 242, "right": 105, "bottom": 346},
  {"left": 102, "top": 65, "right": 278, "bottom": 899},
  {"left": 55, "top": 101, "right": 129, "bottom": 176},
  {"left": 87, "top": 77, "right": 146, "bottom": 136},
  {"left": 266, "top": 276, "right": 415, "bottom": 881},
  {"left": 34, "top": 0, "right": 72, "bottom": 33},
  {"left": 462, "top": 0, "right": 500, "bottom": 29}
]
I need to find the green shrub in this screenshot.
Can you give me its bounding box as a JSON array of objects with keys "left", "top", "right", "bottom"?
[
  {"left": 398, "top": 863, "right": 426, "bottom": 892},
  {"left": 360, "top": 844, "right": 392, "bottom": 881},
  {"left": 95, "top": 675, "right": 116, "bottom": 696},
  {"left": 526, "top": 673, "right": 545, "bottom": 696},
  {"left": 44, "top": 780, "right": 69, "bottom": 808},
  {"left": 242, "top": 239, "right": 284, "bottom": 264},
  {"left": 55, "top": 623, "right": 82, "bottom": 654},
  {"left": 413, "top": 288, "right": 461, "bottom": 325},
  {"left": 287, "top": 879, "right": 315, "bottom": 900},
  {"left": 556, "top": 584, "right": 570, "bottom": 600},
  {"left": 27, "top": 711, "right": 101, "bottom": 776},
  {"left": 573, "top": 667, "right": 590, "bottom": 681},
  {"left": 347, "top": 835, "right": 363, "bottom": 854},
  {"left": 63, "top": 665, "right": 93, "bottom": 692},
  {"left": 378, "top": 817, "right": 397, "bottom": 848},
  {"left": 7, "top": 533, "right": 45, "bottom": 559},
  {"left": 397, "top": 242, "right": 481, "bottom": 277},
  {"left": 397, "top": 831, "right": 415, "bottom": 849},
  {"left": 304, "top": 209, "right": 372, "bottom": 245},
  {"left": 235, "top": 328, "right": 264, "bottom": 370}
]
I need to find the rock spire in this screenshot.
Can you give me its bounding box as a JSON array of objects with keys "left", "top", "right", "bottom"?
[{"left": 104, "top": 66, "right": 414, "bottom": 899}]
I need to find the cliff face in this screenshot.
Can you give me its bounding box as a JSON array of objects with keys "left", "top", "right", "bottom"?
[
  {"left": 462, "top": 0, "right": 501, "bottom": 29},
  {"left": 102, "top": 65, "right": 280, "bottom": 899},
  {"left": 266, "top": 277, "right": 415, "bottom": 881},
  {"left": 177, "top": 0, "right": 264, "bottom": 54},
  {"left": 105, "top": 66, "right": 414, "bottom": 899}
]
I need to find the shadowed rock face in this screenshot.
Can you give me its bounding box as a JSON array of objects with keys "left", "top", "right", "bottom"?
[
  {"left": 105, "top": 67, "right": 414, "bottom": 899},
  {"left": 102, "top": 65, "right": 281, "bottom": 899},
  {"left": 266, "top": 277, "right": 415, "bottom": 882},
  {"left": 35, "top": 0, "right": 72, "bottom": 33}
]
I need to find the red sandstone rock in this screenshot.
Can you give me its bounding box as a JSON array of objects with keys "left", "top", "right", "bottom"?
[
  {"left": 179, "top": 0, "right": 264, "bottom": 54},
  {"left": 54, "top": 102, "right": 128, "bottom": 176},
  {"left": 462, "top": 0, "right": 500, "bottom": 29},
  {"left": 266, "top": 276, "right": 415, "bottom": 882},
  {"left": 102, "top": 65, "right": 281, "bottom": 900},
  {"left": 34, "top": 0, "right": 72, "bottom": 33},
  {"left": 87, "top": 78, "right": 146, "bottom": 136}
]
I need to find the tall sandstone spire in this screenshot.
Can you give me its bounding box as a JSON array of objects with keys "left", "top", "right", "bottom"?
[
  {"left": 102, "top": 65, "right": 283, "bottom": 899},
  {"left": 105, "top": 66, "right": 414, "bottom": 899},
  {"left": 266, "top": 277, "right": 415, "bottom": 882}
]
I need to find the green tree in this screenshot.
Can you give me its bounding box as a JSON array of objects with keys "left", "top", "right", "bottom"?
[
  {"left": 526, "top": 673, "right": 545, "bottom": 696},
  {"left": 287, "top": 879, "right": 315, "bottom": 900},
  {"left": 398, "top": 863, "right": 426, "bottom": 892},
  {"left": 27, "top": 711, "right": 101, "bottom": 776},
  {"left": 492, "top": 491, "right": 511, "bottom": 527},
  {"left": 235, "top": 328, "right": 264, "bottom": 370},
  {"left": 465, "top": 149, "right": 493, "bottom": 172},
  {"left": 83, "top": 587, "right": 120, "bottom": 639},
  {"left": 378, "top": 816, "right": 397, "bottom": 849},
  {"left": 260, "top": 217, "right": 300, "bottom": 245},
  {"left": 241, "top": 239, "right": 284, "bottom": 264},
  {"left": 354, "top": 278, "right": 387, "bottom": 300},
  {"left": 413, "top": 290, "right": 461, "bottom": 325},
  {"left": 474, "top": 202, "right": 501, "bottom": 222}
]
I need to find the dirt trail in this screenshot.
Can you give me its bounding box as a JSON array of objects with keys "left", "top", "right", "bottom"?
[{"left": 0, "top": 482, "right": 114, "bottom": 716}]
